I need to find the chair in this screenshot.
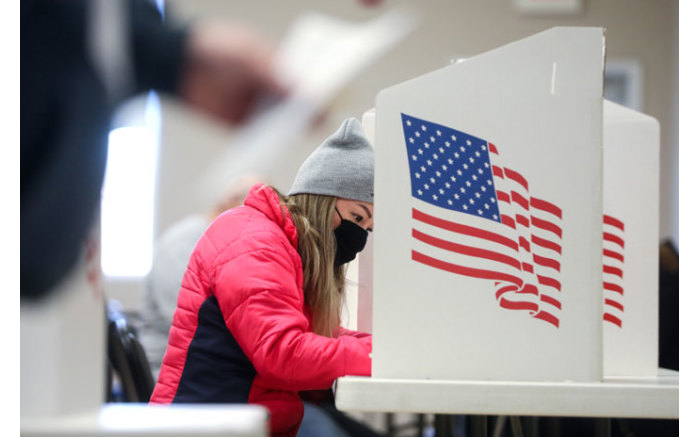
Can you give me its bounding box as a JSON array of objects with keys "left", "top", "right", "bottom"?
[{"left": 106, "top": 301, "right": 155, "bottom": 403}]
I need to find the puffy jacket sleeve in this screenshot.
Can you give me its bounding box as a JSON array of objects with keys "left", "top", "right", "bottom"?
[{"left": 209, "top": 231, "right": 372, "bottom": 392}]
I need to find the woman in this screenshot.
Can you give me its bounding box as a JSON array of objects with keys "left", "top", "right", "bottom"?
[{"left": 150, "top": 118, "right": 374, "bottom": 437}]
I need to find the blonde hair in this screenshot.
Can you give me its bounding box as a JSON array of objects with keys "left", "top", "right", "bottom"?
[{"left": 273, "top": 188, "right": 345, "bottom": 338}]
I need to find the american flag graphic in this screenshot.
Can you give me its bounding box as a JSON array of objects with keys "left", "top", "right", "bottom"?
[
  {"left": 602, "top": 214, "right": 625, "bottom": 327},
  {"left": 401, "top": 113, "right": 564, "bottom": 327}
]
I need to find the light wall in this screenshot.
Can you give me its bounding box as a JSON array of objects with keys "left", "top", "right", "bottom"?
[
  {"left": 158, "top": 0, "right": 678, "bottom": 242},
  {"left": 105, "top": 0, "right": 678, "bottom": 309}
]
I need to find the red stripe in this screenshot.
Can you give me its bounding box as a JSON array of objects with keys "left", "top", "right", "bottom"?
[
  {"left": 603, "top": 313, "right": 622, "bottom": 328},
  {"left": 540, "top": 294, "right": 562, "bottom": 309},
  {"left": 519, "top": 283, "right": 539, "bottom": 295},
  {"left": 488, "top": 142, "right": 498, "bottom": 154},
  {"left": 495, "top": 285, "right": 518, "bottom": 299},
  {"left": 604, "top": 265, "right": 623, "bottom": 278},
  {"left": 504, "top": 168, "right": 529, "bottom": 190},
  {"left": 412, "top": 251, "right": 523, "bottom": 286},
  {"left": 519, "top": 236, "right": 530, "bottom": 252},
  {"left": 522, "top": 262, "right": 534, "bottom": 273},
  {"left": 413, "top": 208, "right": 519, "bottom": 251},
  {"left": 501, "top": 215, "right": 516, "bottom": 229},
  {"left": 516, "top": 214, "right": 530, "bottom": 228},
  {"left": 533, "top": 310, "right": 559, "bottom": 328},
  {"left": 605, "top": 298, "right": 624, "bottom": 311},
  {"left": 603, "top": 249, "right": 624, "bottom": 263},
  {"left": 537, "top": 274, "right": 561, "bottom": 291},
  {"left": 603, "top": 232, "right": 625, "bottom": 249},
  {"left": 531, "top": 197, "right": 563, "bottom": 219},
  {"left": 603, "top": 282, "right": 624, "bottom": 295},
  {"left": 531, "top": 235, "right": 562, "bottom": 254},
  {"left": 511, "top": 191, "right": 529, "bottom": 210},
  {"left": 498, "top": 297, "right": 539, "bottom": 312},
  {"left": 492, "top": 165, "right": 504, "bottom": 178},
  {"left": 496, "top": 190, "right": 510, "bottom": 202},
  {"left": 603, "top": 214, "right": 625, "bottom": 231},
  {"left": 533, "top": 254, "right": 561, "bottom": 272},
  {"left": 412, "top": 229, "right": 521, "bottom": 270},
  {"left": 531, "top": 216, "right": 562, "bottom": 238}
]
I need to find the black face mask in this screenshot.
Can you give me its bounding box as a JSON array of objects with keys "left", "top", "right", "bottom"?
[{"left": 333, "top": 207, "right": 369, "bottom": 267}]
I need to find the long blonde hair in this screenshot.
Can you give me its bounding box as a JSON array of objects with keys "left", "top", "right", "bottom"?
[{"left": 273, "top": 188, "right": 345, "bottom": 338}]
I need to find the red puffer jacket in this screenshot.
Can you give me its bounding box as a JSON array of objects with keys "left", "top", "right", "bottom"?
[{"left": 149, "top": 184, "right": 372, "bottom": 436}]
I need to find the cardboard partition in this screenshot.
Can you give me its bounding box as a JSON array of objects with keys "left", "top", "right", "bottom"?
[
  {"left": 602, "top": 99, "right": 660, "bottom": 377},
  {"left": 367, "top": 27, "right": 605, "bottom": 382}
]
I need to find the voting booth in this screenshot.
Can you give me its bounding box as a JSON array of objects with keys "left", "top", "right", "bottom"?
[{"left": 354, "top": 27, "right": 662, "bottom": 383}]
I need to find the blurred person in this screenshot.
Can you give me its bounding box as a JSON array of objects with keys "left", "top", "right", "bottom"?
[
  {"left": 150, "top": 118, "right": 377, "bottom": 437},
  {"left": 21, "top": 0, "right": 285, "bottom": 299},
  {"left": 140, "top": 175, "right": 265, "bottom": 379}
]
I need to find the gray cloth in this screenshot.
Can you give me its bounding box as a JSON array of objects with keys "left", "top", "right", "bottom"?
[
  {"left": 139, "top": 215, "right": 209, "bottom": 380},
  {"left": 289, "top": 118, "right": 374, "bottom": 204}
]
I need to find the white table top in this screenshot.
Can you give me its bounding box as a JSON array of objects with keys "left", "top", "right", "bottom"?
[
  {"left": 21, "top": 404, "right": 269, "bottom": 437},
  {"left": 335, "top": 368, "right": 678, "bottom": 419}
]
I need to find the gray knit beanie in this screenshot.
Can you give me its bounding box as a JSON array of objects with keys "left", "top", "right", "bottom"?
[{"left": 288, "top": 118, "right": 374, "bottom": 204}]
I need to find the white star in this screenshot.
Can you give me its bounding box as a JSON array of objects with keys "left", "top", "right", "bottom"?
[
  {"left": 481, "top": 144, "right": 487, "bottom": 151},
  {"left": 475, "top": 192, "right": 481, "bottom": 198},
  {"left": 418, "top": 149, "right": 424, "bottom": 155},
  {"left": 448, "top": 199, "right": 453, "bottom": 205},
  {"left": 469, "top": 198, "right": 475, "bottom": 204},
  {"left": 409, "top": 137, "right": 415, "bottom": 143},
  {"left": 433, "top": 153, "right": 438, "bottom": 159},
  {"left": 406, "top": 120, "right": 412, "bottom": 126},
  {"left": 436, "top": 171, "right": 442, "bottom": 177},
  {"left": 460, "top": 146, "right": 466, "bottom": 152},
  {"left": 475, "top": 151, "right": 481, "bottom": 157},
  {"left": 437, "top": 130, "right": 442, "bottom": 136},
  {"left": 466, "top": 181, "right": 472, "bottom": 187},
  {"left": 460, "top": 187, "right": 466, "bottom": 193},
  {"left": 478, "top": 209, "right": 483, "bottom": 215},
  {"left": 424, "top": 184, "right": 430, "bottom": 189},
  {"left": 445, "top": 141, "right": 450, "bottom": 147},
  {"left": 484, "top": 203, "right": 490, "bottom": 209},
  {"left": 493, "top": 214, "right": 498, "bottom": 220},
  {"left": 439, "top": 188, "right": 445, "bottom": 195},
  {"left": 472, "top": 175, "right": 478, "bottom": 180},
  {"left": 467, "top": 139, "right": 472, "bottom": 146},
  {"left": 445, "top": 182, "right": 451, "bottom": 188},
  {"left": 478, "top": 168, "right": 484, "bottom": 175},
  {"left": 481, "top": 185, "right": 486, "bottom": 191},
  {"left": 442, "top": 165, "right": 448, "bottom": 171},
  {"left": 430, "top": 136, "right": 436, "bottom": 143},
  {"left": 454, "top": 193, "right": 460, "bottom": 199},
  {"left": 417, "top": 189, "right": 423, "bottom": 195},
  {"left": 484, "top": 162, "right": 490, "bottom": 168},
  {"left": 454, "top": 152, "right": 460, "bottom": 158},
  {"left": 412, "top": 155, "right": 417, "bottom": 161},
  {"left": 430, "top": 177, "right": 436, "bottom": 183},
  {"left": 469, "top": 157, "right": 475, "bottom": 163},
  {"left": 463, "top": 163, "right": 469, "bottom": 169},
  {"left": 439, "top": 147, "right": 444, "bottom": 154},
  {"left": 421, "top": 166, "right": 426, "bottom": 172},
  {"left": 457, "top": 170, "right": 463, "bottom": 176},
  {"left": 451, "top": 135, "right": 457, "bottom": 141},
  {"left": 462, "top": 204, "right": 468, "bottom": 210},
  {"left": 421, "top": 125, "right": 427, "bottom": 131},
  {"left": 450, "top": 176, "right": 456, "bottom": 182},
  {"left": 433, "top": 194, "right": 438, "bottom": 200},
  {"left": 415, "top": 131, "right": 421, "bottom": 137},
  {"left": 490, "top": 197, "right": 496, "bottom": 203},
  {"left": 415, "top": 173, "right": 421, "bottom": 179},
  {"left": 424, "top": 142, "right": 430, "bottom": 148},
  {"left": 447, "top": 160, "right": 453, "bottom": 166},
  {"left": 427, "top": 160, "right": 433, "bottom": 166},
  {"left": 487, "top": 180, "right": 492, "bottom": 185}
]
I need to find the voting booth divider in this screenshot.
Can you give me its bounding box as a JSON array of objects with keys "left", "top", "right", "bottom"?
[{"left": 353, "top": 27, "right": 660, "bottom": 383}]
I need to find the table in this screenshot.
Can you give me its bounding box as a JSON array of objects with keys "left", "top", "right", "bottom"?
[{"left": 335, "top": 368, "right": 678, "bottom": 436}]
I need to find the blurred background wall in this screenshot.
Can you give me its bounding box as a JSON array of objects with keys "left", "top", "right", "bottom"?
[{"left": 105, "top": 0, "right": 678, "bottom": 308}]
